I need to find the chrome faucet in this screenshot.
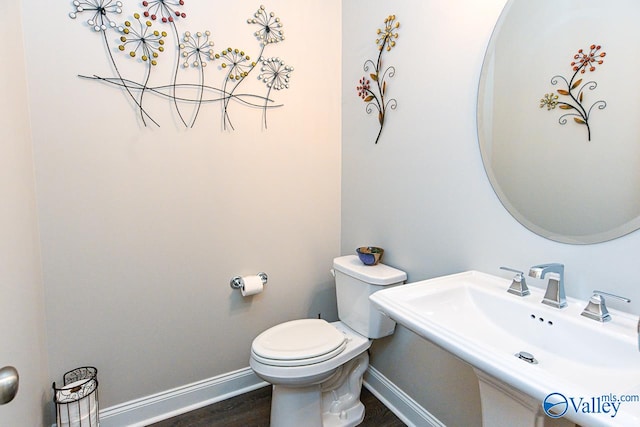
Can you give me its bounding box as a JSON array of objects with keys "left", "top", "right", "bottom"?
[
  {"left": 580, "top": 290, "right": 630, "bottom": 322},
  {"left": 529, "top": 263, "right": 566, "bottom": 308}
]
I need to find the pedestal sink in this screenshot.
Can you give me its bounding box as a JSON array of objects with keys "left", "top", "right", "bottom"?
[{"left": 369, "top": 270, "right": 640, "bottom": 427}]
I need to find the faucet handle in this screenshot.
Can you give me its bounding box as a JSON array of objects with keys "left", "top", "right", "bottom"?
[
  {"left": 581, "top": 290, "right": 630, "bottom": 322},
  {"left": 592, "top": 290, "right": 631, "bottom": 303},
  {"left": 500, "top": 267, "right": 530, "bottom": 297},
  {"left": 500, "top": 266, "right": 524, "bottom": 276}
]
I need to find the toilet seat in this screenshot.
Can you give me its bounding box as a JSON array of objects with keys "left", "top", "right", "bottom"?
[{"left": 251, "top": 319, "right": 347, "bottom": 367}]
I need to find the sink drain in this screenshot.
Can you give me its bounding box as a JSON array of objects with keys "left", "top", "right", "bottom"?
[{"left": 515, "top": 351, "right": 538, "bottom": 364}]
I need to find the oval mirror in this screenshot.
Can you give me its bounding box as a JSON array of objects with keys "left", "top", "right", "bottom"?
[{"left": 478, "top": 0, "right": 640, "bottom": 244}]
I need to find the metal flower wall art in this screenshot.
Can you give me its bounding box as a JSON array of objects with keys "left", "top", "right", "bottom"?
[
  {"left": 356, "top": 15, "right": 399, "bottom": 144},
  {"left": 68, "top": 1, "right": 293, "bottom": 129},
  {"left": 539, "top": 44, "right": 607, "bottom": 141}
]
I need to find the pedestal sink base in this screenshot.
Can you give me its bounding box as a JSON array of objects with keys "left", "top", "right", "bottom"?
[{"left": 474, "top": 369, "right": 575, "bottom": 427}]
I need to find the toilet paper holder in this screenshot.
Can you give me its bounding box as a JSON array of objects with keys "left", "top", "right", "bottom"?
[{"left": 230, "top": 272, "right": 268, "bottom": 290}]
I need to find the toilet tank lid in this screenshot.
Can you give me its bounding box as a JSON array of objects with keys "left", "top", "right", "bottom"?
[{"left": 333, "top": 255, "right": 407, "bottom": 285}]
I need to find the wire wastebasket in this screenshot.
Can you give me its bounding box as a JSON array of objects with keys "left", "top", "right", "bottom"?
[{"left": 53, "top": 367, "right": 99, "bottom": 427}]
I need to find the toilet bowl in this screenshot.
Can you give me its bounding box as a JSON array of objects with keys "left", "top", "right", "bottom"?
[
  {"left": 251, "top": 320, "right": 371, "bottom": 427},
  {"left": 249, "top": 255, "right": 407, "bottom": 427}
]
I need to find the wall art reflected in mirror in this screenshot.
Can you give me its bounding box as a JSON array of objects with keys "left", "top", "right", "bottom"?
[{"left": 478, "top": 0, "right": 640, "bottom": 244}]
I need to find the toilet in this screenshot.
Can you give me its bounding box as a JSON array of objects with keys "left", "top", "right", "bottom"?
[{"left": 249, "top": 255, "right": 407, "bottom": 427}]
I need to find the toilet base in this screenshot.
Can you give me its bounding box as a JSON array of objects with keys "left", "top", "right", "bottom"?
[
  {"left": 269, "top": 351, "right": 369, "bottom": 427},
  {"left": 271, "top": 384, "right": 323, "bottom": 427},
  {"left": 322, "top": 400, "right": 365, "bottom": 427}
]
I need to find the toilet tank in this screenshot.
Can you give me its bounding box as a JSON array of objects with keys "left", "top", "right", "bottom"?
[{"left": 333, "top": 255, "right": 407, "bottom": 339}]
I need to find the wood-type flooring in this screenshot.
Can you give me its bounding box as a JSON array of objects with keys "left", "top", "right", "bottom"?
[{"left": 147, "top": 385, "right": 407, "bottom": 427}]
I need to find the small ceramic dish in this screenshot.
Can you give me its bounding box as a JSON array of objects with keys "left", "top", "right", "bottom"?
[{"left": 356, "top": 246, "right": 384, "bottom": 266}]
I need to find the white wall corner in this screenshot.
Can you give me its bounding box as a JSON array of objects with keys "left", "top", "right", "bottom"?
[{"left": 364, "top": 366, "right": 446, "bottom": 427}]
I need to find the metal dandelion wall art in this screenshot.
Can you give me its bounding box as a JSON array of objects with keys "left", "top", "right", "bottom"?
[
  {"left": 118, "top": 13, "right": 167, "bottom": 124},
  {"left": 258, "top": 58, "right": 293, "bottom": 129},
  {"left": 140, "top": 0, "right": 189, "bottom": 126},
  {"left": 70, "top": 0, "right": 161, "bottom": 126},
  {"left": 67, "top": 2, "right": 294, "bottom": 129},
  {"left": 179, "top": 30, "right": 214, "bottom": 127},
  {"left": 356, "top": 14, "right": 399, "bottom": 144},
  {"left": 69, "top": 0, "right": 123, "bottom": 31}
]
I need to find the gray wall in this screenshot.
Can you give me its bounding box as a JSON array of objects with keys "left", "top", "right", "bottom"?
[
  {"left": 342, "top": 1, "right": 640, "bottom": 426},
  {"left": 21, "top": 0, "right": 341, "bottom": 411}
]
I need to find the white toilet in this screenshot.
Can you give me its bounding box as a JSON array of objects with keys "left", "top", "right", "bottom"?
[{"left": 249, "top": 255, "right": 407, "bottom": 427}]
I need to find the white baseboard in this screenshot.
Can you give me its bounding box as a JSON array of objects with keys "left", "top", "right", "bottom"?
[
  {"left": 93, "top": 365, "right": 442, "bottom": 427},
  {"left": 98, "top": 367, "right": 267, "bottom": 427},
  {"left": 364, "top": 366, "right": 446, "bottom": 427}
]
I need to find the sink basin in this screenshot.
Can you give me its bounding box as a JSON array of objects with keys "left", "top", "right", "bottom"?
[{"left": 370, "top": 270, "right": 640, "bottom": 426}]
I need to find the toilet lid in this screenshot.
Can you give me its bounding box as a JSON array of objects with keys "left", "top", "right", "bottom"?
[{"left": 252, "top": 319, "right": 347, "bottom": 367}]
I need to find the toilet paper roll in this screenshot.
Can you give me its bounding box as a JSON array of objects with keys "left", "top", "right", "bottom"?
[{"left": 240, "top": 275, "right": 264, "bottom": 296}]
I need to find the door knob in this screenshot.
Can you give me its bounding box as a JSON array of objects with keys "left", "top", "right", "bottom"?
[{"left": 0, "top": 366, "right": 19, "bottom": 405}]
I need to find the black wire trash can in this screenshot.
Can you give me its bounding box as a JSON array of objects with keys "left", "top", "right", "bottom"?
[{"left": 53, "top": 367, "right": 99, "bottom": 427}]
